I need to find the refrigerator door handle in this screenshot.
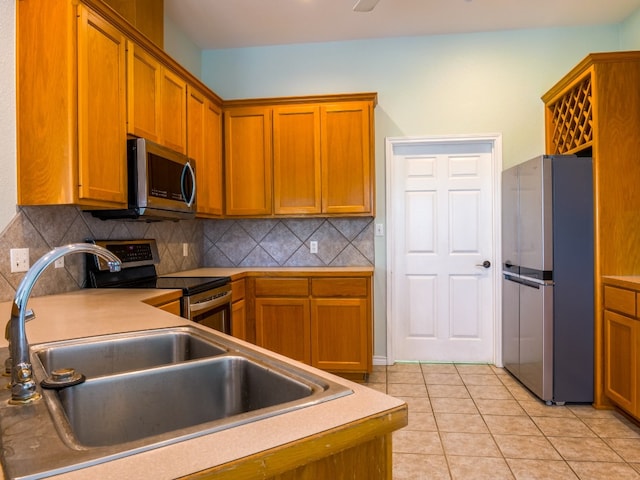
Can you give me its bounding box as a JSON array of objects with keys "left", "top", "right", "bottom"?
[{"left": 503, "top": 273, "right": 552, "bottom": 289}]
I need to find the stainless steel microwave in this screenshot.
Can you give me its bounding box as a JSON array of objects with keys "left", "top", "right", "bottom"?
[{"left": 91, "top": 138, "right": 196, "bottom": 221}]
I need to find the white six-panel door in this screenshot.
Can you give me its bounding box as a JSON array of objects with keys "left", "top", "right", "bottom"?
[{"left": 387, "top": 136, "right": 501, "bottom": 363}]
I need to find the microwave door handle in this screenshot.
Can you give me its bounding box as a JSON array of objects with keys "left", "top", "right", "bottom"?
[{"left": 181, "top": 161, "right": 196, "bottom": 207}]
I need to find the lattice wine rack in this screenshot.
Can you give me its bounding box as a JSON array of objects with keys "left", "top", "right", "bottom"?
[{"left": 547, "top": 74, "right": 593, "bottom": 154}]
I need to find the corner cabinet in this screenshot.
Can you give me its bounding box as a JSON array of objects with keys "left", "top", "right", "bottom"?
[
  {"left": 18, "top": 0, "right": 127, "bottom": 207},
  {"left": 252, "top": 272, "right": 373, "bottom": 378},
  {"left": 17, "top": 0, "right": 220, "bottom": 211},
  {"left": 542, "top": 52, "right": 640, "bottom": 408},
  {"left": 224, "top": 94, "right": 377, "bottom": 218},
  {"left": 187, "top": 86, "right": 224, "bottom": 217},
  {"left": 230, "top": 278, "right": 247, "bottom": 340},
  {"left": 127, "top": 42, "right": 187, "bottom": 155}
]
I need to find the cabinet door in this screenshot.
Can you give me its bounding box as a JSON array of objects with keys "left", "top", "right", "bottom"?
[
  {"left": 77, "top": 5, "right": 127, "bottom": 205},
  {"left": 255, "top": 298, "right": 310, "bottom": 363},
  {"left": 188, "top": 87, "right": 224, "bottom": 217},
  {"left": 156, "top": 299, "right": 181, "bottom": 316},
  {"left": 127, "top": 43, "right": 161, "bottom": 141},
  {"left": 320, "top": 102, "right": 373, "bottom": 214},
  {"left": 224, "top": 107, "right": 273, "bottom": 216},
  {"left": 231, "top": 299, "right": 247, "bottom": 340},
  {"left": 310, "top": 298, "right": 369, "bottom": 372},
  {"left": 273, "top": 105, "right": 321, "bottom": 214},
  {"left": 160, "top": 68, "right": 187, "bottom": 154},
  {"left": 604, "top": 310, "right": 639, "bottom": 415}
]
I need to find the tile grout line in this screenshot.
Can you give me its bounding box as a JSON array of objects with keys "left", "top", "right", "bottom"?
[{"left": 385, "top": 363, "right": 640, "bottom": 479}]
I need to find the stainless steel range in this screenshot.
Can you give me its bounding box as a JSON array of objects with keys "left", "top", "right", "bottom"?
[{"left": 85, "top": 239, "right": 231, "bottom": 334}]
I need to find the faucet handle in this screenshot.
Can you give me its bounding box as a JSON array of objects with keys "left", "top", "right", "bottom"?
[{"left": 4, "top": 310, "right": 36, "bottom": 341}]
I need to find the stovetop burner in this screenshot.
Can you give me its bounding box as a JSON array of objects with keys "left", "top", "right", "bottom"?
[{"left": 85, "top": 239, "right": 230, "bottom": 296}]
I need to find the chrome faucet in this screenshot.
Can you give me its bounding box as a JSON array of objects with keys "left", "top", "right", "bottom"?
[{"left": 6, "top": 243, "right": 121, "bottom": 404}]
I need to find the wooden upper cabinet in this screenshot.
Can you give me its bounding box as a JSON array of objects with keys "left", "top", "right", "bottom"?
[
  {"left": 127, "top": 43, "right": 161, "bottom": 141},
  {"left": 224, "top": 93, "right": 376, "bottom": 217},
  {"left": 77, "top": 7, "right": 128, "bottom": 205},
  {"left": 321, "top": 102, "right": 373, "bottom": 214},
  {"left": 127, "top": 42, "right": 187, "bottom": 154},
  {"left": 102, "top": 0, "right": 164, "bottom": 48},
  {"left": 188, "top": 86, "right": 224, "bottom": 217},
  {"left": 160, "top": 68, "right": 188, "bottom": 155},
  {"left": 273, "top": 105, "right": 322, "bottom": 214},
  {"left": 17, "top": 0, "right": 127, "bottom": 207},
  {"left": 224, "top": 107, "right": 273, "bottom": 216}
]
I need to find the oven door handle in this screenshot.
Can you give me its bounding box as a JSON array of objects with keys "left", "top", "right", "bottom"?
[{"left": 189, "top": 291, "right": 231, "bottom": 315}]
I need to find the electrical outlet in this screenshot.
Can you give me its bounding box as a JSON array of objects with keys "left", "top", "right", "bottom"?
[
  {"left": 375, "top": 223, "right": 384, "bottom": 236},
  {"left": 54, "top": 257, "right": 64, "bottom": 269},
  {"left": 10, "top": 248, "right": 30, "bottom": 273},
  {"left": 310, "top": 241, "right": 318, "bottom": 254},
  {"left": 183, "top": 243, "right": 189, "bottom": 257}
]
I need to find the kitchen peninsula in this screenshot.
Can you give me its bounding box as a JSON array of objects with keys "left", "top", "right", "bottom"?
[{"left": 0, "top": 288, "right": 406, "bottom": 480}]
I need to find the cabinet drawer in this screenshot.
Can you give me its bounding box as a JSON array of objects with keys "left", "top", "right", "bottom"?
[
  {"left": 231, "top": 279, "right": 245, "bottom": 301},
  {"left": 604, "top": 285, "right": 637, "bottom": 317},
  {"left": 311, "top": 277, "right": 369, "bottom": 297},
  {"left": 255, "top": 277, "right": 309, "bottom": 297}
]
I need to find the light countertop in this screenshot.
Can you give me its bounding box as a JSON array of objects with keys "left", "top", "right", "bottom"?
[
  {"left": 165, "top": 266, "right": 374, "bottom": 280},
  {"left": 0, "top": 288, "right": 404, "bottom": 480}
]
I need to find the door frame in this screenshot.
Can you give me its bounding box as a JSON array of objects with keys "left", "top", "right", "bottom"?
[{"left": 385, "top": 134, "right": 503, "bottom": 366}]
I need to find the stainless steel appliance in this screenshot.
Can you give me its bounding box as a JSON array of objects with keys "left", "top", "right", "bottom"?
[
  {"left": 502, "top": 155, "right": 594, "bottom": 404},
  {"left": 90, "top": 138, "right": 196, "bottom": 221},
  {"left": 86, "top": 239, "right": 231, "bottom": 334}
]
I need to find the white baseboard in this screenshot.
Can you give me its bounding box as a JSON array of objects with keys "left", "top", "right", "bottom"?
[{"left": 373, "top": 355, "right": 389, "bottom": 366}]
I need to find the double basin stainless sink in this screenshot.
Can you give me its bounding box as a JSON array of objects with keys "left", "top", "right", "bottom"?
[{"left": 0, "top": 326, "right": 352, "bottom": 479}]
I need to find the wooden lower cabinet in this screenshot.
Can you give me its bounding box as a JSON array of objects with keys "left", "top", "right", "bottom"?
[
  {"left": 143, "top": 292, "right": 182, "bottom": 316},
  {"left": 603, "top": 280, "right": 640, "bottom": 419},
  {"left": 604, "top": 310, "right": 638, "bottom": 415},
  {"left": 311, "top": 298, "right": 369, "bottom": 372},
  {"left": 231, "top": 278, "right": 247, "bottom": 341},
  {"left": 253, "top": 274, "right": 372, "bottom": 376},
  {"left": 255, "top": 298, "right": 311, "bottom": 364},
  {"left": 156, "top": 299, "right": 181, "bottom": 316}
]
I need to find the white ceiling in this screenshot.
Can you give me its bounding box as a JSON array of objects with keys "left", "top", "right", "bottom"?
[{"left": 164, "top": 0, "right": 640, "bottom": 50}]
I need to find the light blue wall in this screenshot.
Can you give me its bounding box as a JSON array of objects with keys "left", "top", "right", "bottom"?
[
  {"left": 621, "top": 8, "right": 640, "bottom": 48},
  {"left": 164, "top": 12, "right": 202, "bottom": 79},
  {"left": 200, "top": 24, "right": 626, "bottom": 359},
  {"left": 201, "top": 26, "right": 622, "bottom": 168}
]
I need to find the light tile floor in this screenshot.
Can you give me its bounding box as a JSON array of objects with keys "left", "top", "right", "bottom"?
[{"left": 364, "top": 363, "right": 640, "bottom": 480}]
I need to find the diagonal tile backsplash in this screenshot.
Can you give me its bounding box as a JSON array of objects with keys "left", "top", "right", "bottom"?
[
  {"left": 0, "top": 207, "right": 374, "bottom": 302},
  {"left": 0, "top": 206, "right": 203, "bottom": 302},
  {"left": 202, "top": 218, "right": 374, "bottom": 268}
]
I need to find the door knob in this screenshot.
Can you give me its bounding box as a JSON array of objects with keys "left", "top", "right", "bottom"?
[{"left": 476, "top": 260, "right": 491, "bottom": 268}]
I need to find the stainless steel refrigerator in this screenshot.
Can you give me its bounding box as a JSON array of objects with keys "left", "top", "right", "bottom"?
[{"left": 502, "top": 155, "right": 594, "bottom": 404}]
